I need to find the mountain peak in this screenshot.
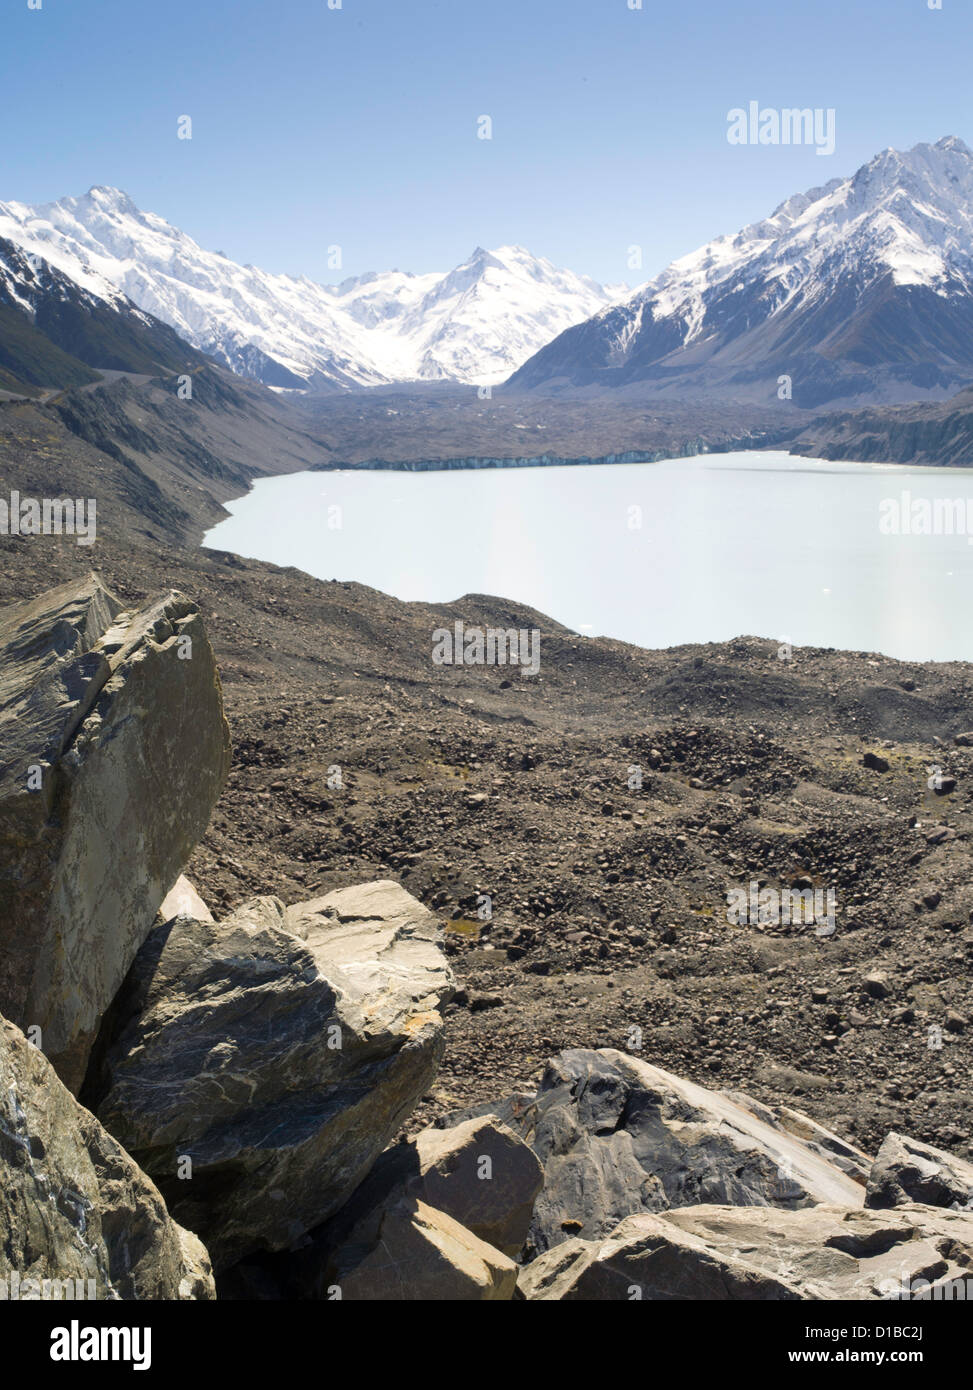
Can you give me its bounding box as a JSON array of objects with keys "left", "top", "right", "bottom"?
[
  {"left": 85, "top": 185, "right": 136, "bottom": 210},
  {"left": 934, "top": 134, "right": 971, "bottom": 154}
]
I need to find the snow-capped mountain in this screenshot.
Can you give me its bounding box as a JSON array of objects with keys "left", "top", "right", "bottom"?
[
  {"left": 511, "top": 136, "right": 973, "bottom": 406},
  {"left": 0, "top": 187, "right": 622, "bottom": 391}
]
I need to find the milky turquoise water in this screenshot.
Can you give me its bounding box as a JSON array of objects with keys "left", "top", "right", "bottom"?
[{"left": 203, "top": 451, "right": 973, "bottom": 662}]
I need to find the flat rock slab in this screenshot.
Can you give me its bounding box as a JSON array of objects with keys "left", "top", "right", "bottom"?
[
  {"left": 0, "top": 1014, "right": 214, "bottom": 1301},
  {"left": 95, "top": 881, "right": 454, "bottom": 1270},
  {"left": 0, "top": 573, "right": 231, "bottom": 1091},
  {"left": 521, "top": 1200, "right": 973, "bottom": 1300},
  {"left": 444, "top": 1047, "right": 866, "bottom": 1256}
]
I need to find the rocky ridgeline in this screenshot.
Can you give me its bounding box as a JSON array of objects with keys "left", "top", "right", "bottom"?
[{"left": 2, "top": 575, "right": 972, "bottom": 1301}]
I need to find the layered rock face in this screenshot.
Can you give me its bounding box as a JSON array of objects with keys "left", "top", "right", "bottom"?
[
  {"left": 0, "top": 574, "right": 231, "bottom": 1091},
  {"left": 0, "top": 1015, "right": 214, "bottom": 1300},
  {"left": 94, "top": 881, "right": 454, "bottom": 1269}
]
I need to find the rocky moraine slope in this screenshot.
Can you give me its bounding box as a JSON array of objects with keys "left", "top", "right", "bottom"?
[{"left": 1, "top": 362, "right": 972, "bottom": 1301}]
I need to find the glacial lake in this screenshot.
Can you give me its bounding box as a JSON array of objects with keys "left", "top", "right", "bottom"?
[{"left": 203, "top": 451, "right": 973, "bottom": 663}]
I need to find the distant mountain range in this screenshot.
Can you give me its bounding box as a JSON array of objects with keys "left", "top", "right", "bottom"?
[
  {"left": 511, "top": 137, "right": 973, "bottom": 407},
  {"left": 0, "top": 188, "right": 625, "bottom": 391}
]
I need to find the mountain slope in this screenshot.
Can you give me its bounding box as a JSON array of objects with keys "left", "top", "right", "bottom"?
[
  {"left": 510, "top": 137, "right": 973, "bottom": 407},
  {"left": 0, "top": 188, "right": 621, "bottom": 390},
  {"left": 0, "top": 237, "right": 205, "bottom": 396}
]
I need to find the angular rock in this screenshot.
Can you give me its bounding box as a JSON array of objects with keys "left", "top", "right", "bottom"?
[
  {"left": 158, "top": 873, "right": 213, "bottom": 924},
  {"left": 865, "top": 1131, "right": 973, "bottom": 1211},
  {"left": 410, "top": 1116, "right": 543, "bottom": 1255},
  {"left": 322, "top": 1196, "right": 517, "bottom": 1301},
  {"left": 0, "top": 574, "right": 231, "bottom": 1091},
  {"left": 0, "top": 1014, "right": 214, "bottom": 1300},
  {"left": 521, "top": 1201, "right": 973, "bottom": 1300},
  {"left": 446, "top": 1049, "right": 865, "bottom": 1256},
  {"left": 94, "top": 881, "right": 453, "bottom": 1269},
  {"left": 294, "top": 1113, "right": 542, "bottom": 1273}
]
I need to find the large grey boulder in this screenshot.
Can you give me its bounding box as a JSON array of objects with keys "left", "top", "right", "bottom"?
[
  {"left": 521, "top": 1201, "right": 973, "bottom": 1301},
  {"left": 865, "top": 1131, "right": 973, "bottom": 1212},
  {"left": 445, "top": 1048, "right": 865, "bottom": 1256},
  {"left": 0, "top": 1014, "right": 214, "bottom": 1301},
  {"left": 94, "top": 881, "right": 454, "bottom": 1270},
  {"left": 311, "top": 1113, "right": 542, "bottom": 1260},
  {"left": 0, "top": 574, "right": 231, "bottom": 1091}
]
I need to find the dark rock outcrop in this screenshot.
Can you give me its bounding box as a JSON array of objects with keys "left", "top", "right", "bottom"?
[{"left": 865, "top": 1131, "right": 973, "bottom": 1211}]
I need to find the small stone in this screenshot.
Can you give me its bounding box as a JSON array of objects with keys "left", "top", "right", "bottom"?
[{"left": 863, "top": 971, "right": 891, "bottom": 999}]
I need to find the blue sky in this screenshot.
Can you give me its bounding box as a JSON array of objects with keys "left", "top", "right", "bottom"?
[{"left": 3, "top": 0, "right": 970, "bottom": 285}]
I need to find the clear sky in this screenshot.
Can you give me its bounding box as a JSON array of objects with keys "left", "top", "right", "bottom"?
[{"left": 3, "top": 0, "right": 970, "bottom": 286}]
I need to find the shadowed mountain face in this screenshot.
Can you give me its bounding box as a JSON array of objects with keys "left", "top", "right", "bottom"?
[
  {"left": 0, "top": 237, "right": 207, "bottom": 396},
  {"left": 510, "top": 138, "right": 973, "bottom": 408}
]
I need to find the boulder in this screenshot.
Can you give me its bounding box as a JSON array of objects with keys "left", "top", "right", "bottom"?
[
  {"left": 0, "top": 1014, "right": 214, "bottom": 1300},
  {"left": 94, "top": 881, "right": 454, "bottom": 1269},
  {"left": 662, "top": 1202, "right": 973, "bottom": 1301},
  {"left": 521, "top": 1201, "right": 973, "bottom": 1301},
  {"left": 0, "top": 574, "right": 231, "bottom": 1091},
  {"left": 286, "top": 1112, "right": 542, "bottom": 1285},
  {"left": 865, "top": 1131, "right": 973, "bottom": 1211},
  {"left": 445, "top": 1048, "right": 865, "bottom": 1255},
  {"left": 321, "top": 1196, "right": 517, "bottom": 1301}
]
